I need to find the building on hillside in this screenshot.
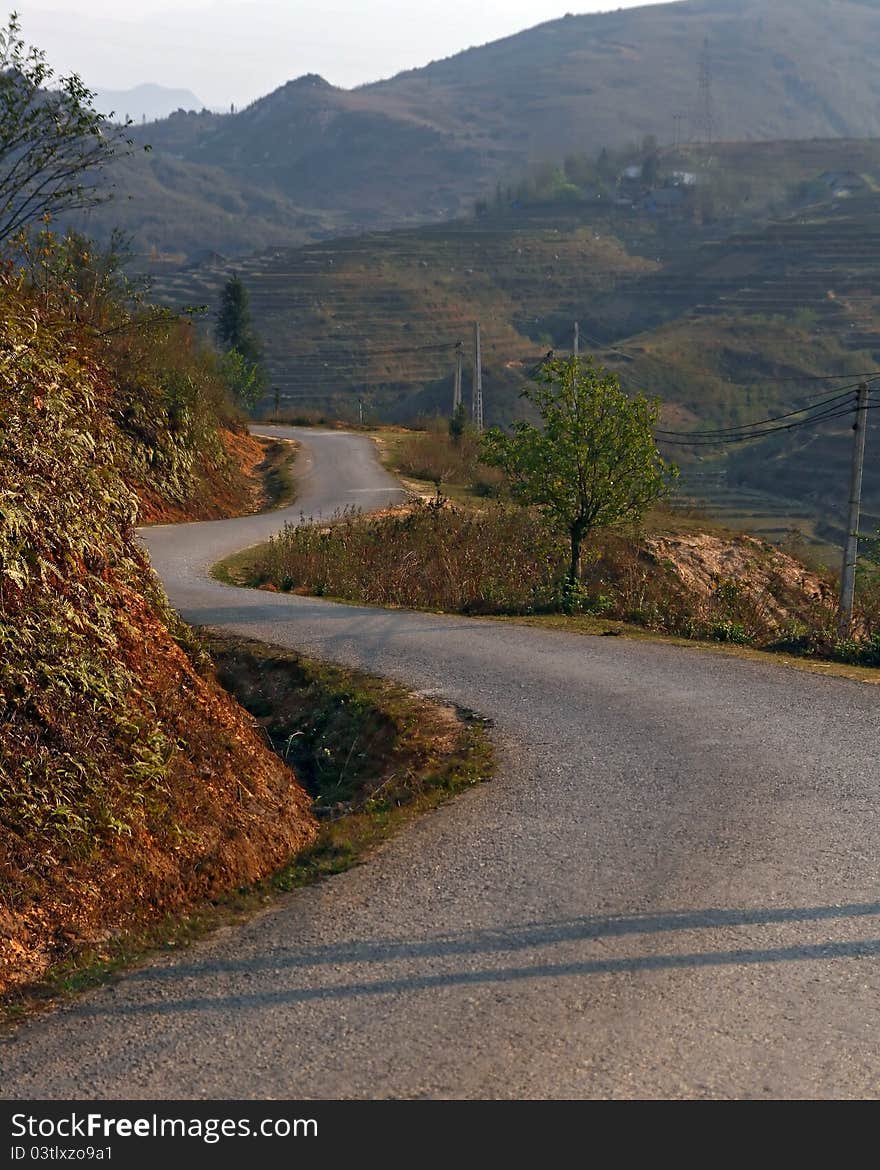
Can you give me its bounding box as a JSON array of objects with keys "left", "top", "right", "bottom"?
[{"left": 817, "top": 170, "right": 866, "bottom": 197}]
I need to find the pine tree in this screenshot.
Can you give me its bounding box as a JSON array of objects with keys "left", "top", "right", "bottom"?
[{"left": 215, "top": 273, "right": 260, "bottom": 364}]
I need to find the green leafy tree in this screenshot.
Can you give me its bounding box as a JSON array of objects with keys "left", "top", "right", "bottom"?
[
  {"left": 481, "top": 356, "right": 677, "bottom": 595},
  {"left": 15, "top": 223, "right": 147, "bottom": 326},
  {"left": 219, "top": 348, "right": 264, "bottom": 411},
  {"left": 0, "top": 13, "right": 136, "bottom": 245}
]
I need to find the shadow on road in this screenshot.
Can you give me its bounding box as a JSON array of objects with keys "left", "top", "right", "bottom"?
[{"left": 71, "top": 902, "right": 880, "bottom": 1018}]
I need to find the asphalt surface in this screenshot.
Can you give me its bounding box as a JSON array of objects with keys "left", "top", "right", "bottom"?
[{"left": 3, "top": 428, "right": 880, "bottom": 1099}]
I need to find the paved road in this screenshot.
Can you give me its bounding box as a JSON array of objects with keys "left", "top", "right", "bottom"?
[{"left": 3, "top": 429, "right": 880, "bottom": 1099}]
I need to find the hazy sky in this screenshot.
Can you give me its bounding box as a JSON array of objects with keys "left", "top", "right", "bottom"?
[{"left": 12, "top": 1, "right": 669, "bottom": 108}]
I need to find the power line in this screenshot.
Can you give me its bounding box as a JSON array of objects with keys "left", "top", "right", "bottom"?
[
  {"left": 754, "top": 370, "right": 880, "bottom": 387},
  {"left": 655, "top": 385, "right": 866, "bottom": 438},
  {"left": 656, "top": 400, "right": 861, "bottom": 447}
]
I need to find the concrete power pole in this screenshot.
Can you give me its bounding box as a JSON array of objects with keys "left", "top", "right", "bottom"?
[
  {"left": 453, "top": 341, "right": 463, "bottom": 413},
  {"left": 838, "top": 381, "right": 870, "bottom": 639},
  {"left": 473, "top": 322, "right": 483, "bottom": 433},
  {"left": 574, "top": 321, "right": 580, "bottom": 358}
]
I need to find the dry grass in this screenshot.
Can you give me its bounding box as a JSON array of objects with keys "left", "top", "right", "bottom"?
[
  {"left": 0, "top": 282, "right": 318, "bottom": 1004},
  {"left": 2, "top": 632, "right": 492, "bottom": 1023},
  {"left": 376, "top": 426, "right": 506, "bottom": 501},
  {"left": 238, "top": 497, "right": 880, "bottom": 667},
  {"left": 252, "top": 499, "right": 561, "bottom": 614}
]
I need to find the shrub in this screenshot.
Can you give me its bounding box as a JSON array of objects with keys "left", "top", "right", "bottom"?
[
  {"left": 249, "top": 498, "right": 880, "bottom": 666},
  {"left": 255, "top": 499, "right": 563, "bottom": 614}
]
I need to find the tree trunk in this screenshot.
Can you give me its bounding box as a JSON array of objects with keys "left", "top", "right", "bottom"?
[{"left": 568, "top": 523, "right": 585, "bottom": 591}]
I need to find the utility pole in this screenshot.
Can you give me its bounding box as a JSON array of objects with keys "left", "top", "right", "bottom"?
[
  {"left": 358, "top": 396, "right": 364, "bottom": 425},
  {"left": 473, "top": 321, "right": 483, "bottom": 433},
  {"left": 273, "top": 387, "right": 280, "bottom": 421},
  {"left": 695, "top": 38, "right": 715, "bottom": 145},
  {"left": 838, "top": 381, "right": 870, "bottom": 639},
  {"left": 453, "top": 341, "right": 463, "bottom": 412},
  {"left": 573, "top": 321, "right": 580, "bottom": 358}
]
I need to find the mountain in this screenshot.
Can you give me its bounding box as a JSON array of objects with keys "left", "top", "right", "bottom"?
[
  {"left": 100, "top": 0, "right": 880, "bottom": 261},
  {"left": 76, "top": 148, "right": 345, "bottom": 264},
  {"left": 365, "top": 0, "right": 880, "bottom": 155},
  {"left": 132, "top": 74, "right": 482, "bottom": 226},
  {"left": 93, "top": 83, "right": 204, "bottom": 123}
]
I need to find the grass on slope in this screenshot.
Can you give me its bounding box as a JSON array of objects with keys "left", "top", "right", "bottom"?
[
  {"left": 206, "top": 634, "right": 492, "bottom": 889},
  {"left": 75, "top": 148, "right": 346, "bottom": 265},
  {"left": 0, "top": 286, "right": 318, "bottom": 1002},
  {"left": 252, "top": 437, "right": 299, "bottom": 512},
  {"left": 2, "top": 631, "right": 492, "bottom": 1023}
]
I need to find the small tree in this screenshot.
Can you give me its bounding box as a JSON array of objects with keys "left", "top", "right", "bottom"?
[
  {"left": 481, "top": 356, "right": 677, "bottom": 596},
  {"left": 0, "top": 14, "right": 135, "bottom": 245},
  {"left": 215, "top": 273, "right": 264, "bottom": 409},
  {"left": 449, "top": 401, "right": 468, "bottom": 444},
  {"left": 219, "top": 349, "right": 264, "bottom": 411}
]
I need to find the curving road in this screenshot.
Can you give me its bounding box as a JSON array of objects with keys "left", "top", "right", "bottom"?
[{"left": 3, "top": 428, "right": 880, "bottom": 1099}]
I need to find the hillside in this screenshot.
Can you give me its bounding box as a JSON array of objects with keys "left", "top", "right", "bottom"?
[
  {"left": 84, "top": 0, "right": 880, "bottom": 260},
  {"left": 0, "top": 277, "right": 318, "bottom": 997},
  {"left": 77, "top": 147, "right": 346, "bottom": 265},
  {"left": 149, "top": 136, "right": 880, "bottom": 547},
  {"left": 152, "top": 141, "right": 880, "bottom": 416}
]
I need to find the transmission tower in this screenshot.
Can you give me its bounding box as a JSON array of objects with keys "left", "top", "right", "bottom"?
[
  {"left": 672, "top": 111, "right": 685, "bottom": 148},
  {"left": 693, "top": 38, "right": 715, "bottom": 144}
]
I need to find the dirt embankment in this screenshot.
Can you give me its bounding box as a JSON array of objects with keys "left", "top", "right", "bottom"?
[
  {"left": 644, "top": 532, "right": 833, "bottom": 629},
  {"left": 0, "top": 295, "right": 313, "bottom": 1002},
  {"left": 137, "top": 432, "right": 296, "bottom": 525},
  {"left": 1, "top": 585, "right": 318, "bottom": 998}
]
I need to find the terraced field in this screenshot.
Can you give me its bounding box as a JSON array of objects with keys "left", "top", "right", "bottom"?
[
  {"left": 152, "top": 209, "right": 660, "bottom": 422},
  {"left": 151, "top": 186, "right": 880, "bottom": 547},
  {"left": 673, "top": 471, "right": 866, "bottom": 567},
  {"left": 154, "top": 192, "right": 880, "bottom": 407}
]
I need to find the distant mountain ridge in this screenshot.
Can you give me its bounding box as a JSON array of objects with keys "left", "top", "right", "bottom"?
[
  {"left": 93, "top": 83, "right": 204, "bottom": 124},
  {"left": 90, "top": 0, "right": 880, "bottom": 259}
]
